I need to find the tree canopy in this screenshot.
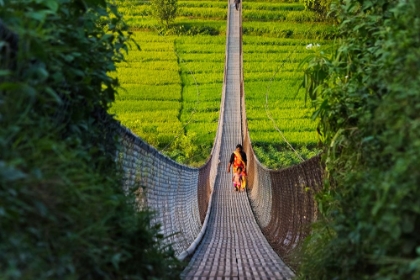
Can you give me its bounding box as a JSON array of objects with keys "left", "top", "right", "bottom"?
[
  {"left": 0, "top": 0, "right": 182, "bottom": 278},
  {"left": 151, "top": 0, "right": 178, "bottom": 28}
]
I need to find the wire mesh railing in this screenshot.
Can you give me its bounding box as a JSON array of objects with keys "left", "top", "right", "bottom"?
[
  {"left": 237, "top": 3, "right": 323, "bottom": 268},
  {"left": 111, "top": 120, "right": 221, "bottom": 260},
  {"left": 242, "top": 111, "right": 323, "bottom": 270}
]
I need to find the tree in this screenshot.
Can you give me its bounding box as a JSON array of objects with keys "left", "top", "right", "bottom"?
[
  {"left": 0, "top": 0, "right": 182, "bottom": 278},
  {"left": 302, "top": 0, "right": 332, "bottom": 19},
  {"left": 151, "top": 0, "right": 178, "bottom": 28},
  {"left": 298, "top": 0, "right": 420, "bottom": 278}
]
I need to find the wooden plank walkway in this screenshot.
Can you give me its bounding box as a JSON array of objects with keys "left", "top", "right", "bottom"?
[{"left": 181, "top": 2, "right": 295, "bottom": 279}]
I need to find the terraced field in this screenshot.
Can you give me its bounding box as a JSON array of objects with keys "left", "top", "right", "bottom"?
[
  {"left": 109, "top": 31, "right": 225, "bottom": 166},
  {"left": 243, "top": 37, "right": 330, "bottom": 167},
  {"left": 111, "top": 0, "right": 334, "bottom": 167}
]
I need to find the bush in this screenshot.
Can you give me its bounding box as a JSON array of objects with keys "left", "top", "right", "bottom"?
[
  {"left": 301, "top": 0, "right": 332, "bottom": 19},
  {"left": 298, "top": 0, "right": 420, "bottom": 278},
  {"left": 0, "top": 0, "right": 182, "bottom": 278},
  {"left": 151, "top": 0, "right": 178, "bottom": 28}
]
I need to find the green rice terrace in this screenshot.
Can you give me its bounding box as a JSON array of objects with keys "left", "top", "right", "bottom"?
[{"left": 110, "top": 0, "right": 335, "bottom": 167}]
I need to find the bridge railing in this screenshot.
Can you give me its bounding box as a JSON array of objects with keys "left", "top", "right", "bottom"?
[
  {"left": 241, "top": 88, "right": 323, "bottom": 269},
  {"left": 244, "top": 139, "right": 323, "bottom": 268},
  {"left": 110, "top": 0, "right": 234, "bottom": 259},
  {"left": 0, "top": 17, "right": 216, "bottom": 261},
  {"left": 112, "top": 118, "right": 220, "bottom": 260}
]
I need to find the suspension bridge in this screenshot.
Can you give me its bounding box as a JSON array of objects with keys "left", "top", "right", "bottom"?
[{"left": 114, "top": 1, "right": 323, "bottom": 278}]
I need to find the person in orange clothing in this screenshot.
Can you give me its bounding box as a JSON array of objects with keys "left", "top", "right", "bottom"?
[
  {"left": 234, "top": 0, "right": 240, "bottom": 11},
  {"left": 227, "top": 144, "right": 247, "bottom": 190},
  {"left": 240, "top": 168, "right": 247, "bottom": 191}
]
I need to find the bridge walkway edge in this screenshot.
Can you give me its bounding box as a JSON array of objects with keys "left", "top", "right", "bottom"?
[{"left": 180, "top": 1, "right": 295, "bottom": 279}]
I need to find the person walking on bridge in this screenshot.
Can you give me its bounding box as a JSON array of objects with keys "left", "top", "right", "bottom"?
[
  {"left": 227, "top": 144, "right": 247, "bottom": 190},
  {"left": 232, "top": 167, "right": 243, "bottom": 192},
  {"left": 234, "top": 0, "right": 240, "bottom": 11}
]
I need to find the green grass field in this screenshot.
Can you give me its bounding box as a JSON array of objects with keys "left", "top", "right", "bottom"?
[
  {"left": 243, "top": 36, "right": 330, "bottom": 167},
  {"left": 109, "top": 30, "right": 225, "bottom": 166},
  {"left": 111, "top": 0, "right": 333, "bottom": 168}
]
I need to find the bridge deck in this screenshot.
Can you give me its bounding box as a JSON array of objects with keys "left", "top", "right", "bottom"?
[{"left": 181, "top": 2, "right": 294, "bottom": 279}]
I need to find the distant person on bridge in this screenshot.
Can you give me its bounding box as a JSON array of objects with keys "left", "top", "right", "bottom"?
[
  {"left": 234, "top": 0, "right": 240, "bottom": 11},
  {"left": 227, "top": 144, "right": 247, "bottom": 190},
  {"left": 232, "top": 167, "right": 243, "bottom": 192}
]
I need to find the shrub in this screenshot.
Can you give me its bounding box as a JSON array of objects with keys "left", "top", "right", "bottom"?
[
  {"left": 298, "top": 0, "right": 420, "bottom": 278},
  {"left": 0, "top": 0, "right": 182, "bottom": 278},
  {"left": 301, "top": 0, "right": 332, "bottom": 19},
  {"left": 151, "top": 0, "right": 178, "bottom": 28}
]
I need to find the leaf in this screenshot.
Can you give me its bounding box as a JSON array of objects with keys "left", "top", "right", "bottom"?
[
  {"left": 43, "top": 0, "right": 59, "bottom": 12},
  {"left": 45, "top": 87, "right": 62, "bottom": 104},
  {"left": 0, "top": 83, "right": 36, "bottom": 97},
  {"left": 111, "top": 253, "right": 123, "bottom": 269},
  {"left": 0, "top": 161, "right": 26, "bottom": 182},
  {"left": 330, "top": 128, "right": 344, "bottom": 148},
  {"left": 25, "top": 10, "right": 52, "bottom": 21},
  {"left": 0, "top": 70, "right": 11, "bottom": 76}
]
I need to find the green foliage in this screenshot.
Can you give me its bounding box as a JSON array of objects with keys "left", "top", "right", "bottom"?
[
  {"left": 298, "top": 0, "right": 420, "bottom": 278},
  {"left": 0, "top": 0, "right": 182, "bottom": 278},
  {"left": 301, "top": 0, "right": 332, "bottom": 19},
  {"left": 151, "top": 0, "right": 178, "bottom": 28},
  {"left": 167, "top": 132, "right": 201, "bottom": 165}
]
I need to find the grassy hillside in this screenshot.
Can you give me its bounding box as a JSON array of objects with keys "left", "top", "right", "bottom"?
[
  {"left": 110, "top": 32, "right": 225, "bottom": 166},
  {"left": 111, "top": 0, "right": 334, "bottom": 168}
]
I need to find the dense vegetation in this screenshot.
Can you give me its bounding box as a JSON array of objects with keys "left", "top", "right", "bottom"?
[
  {"left": 0, "top": 0, "right": 182, "bottom": 278},
  {"left": 112, "top": 0, "right": 334, "bottom": 168},
  {"left": 298, "top": 0, "right": 420, "bottom": 278},
  {"left": 4, "top": 0, "right": 416, "bottom": 278}
]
